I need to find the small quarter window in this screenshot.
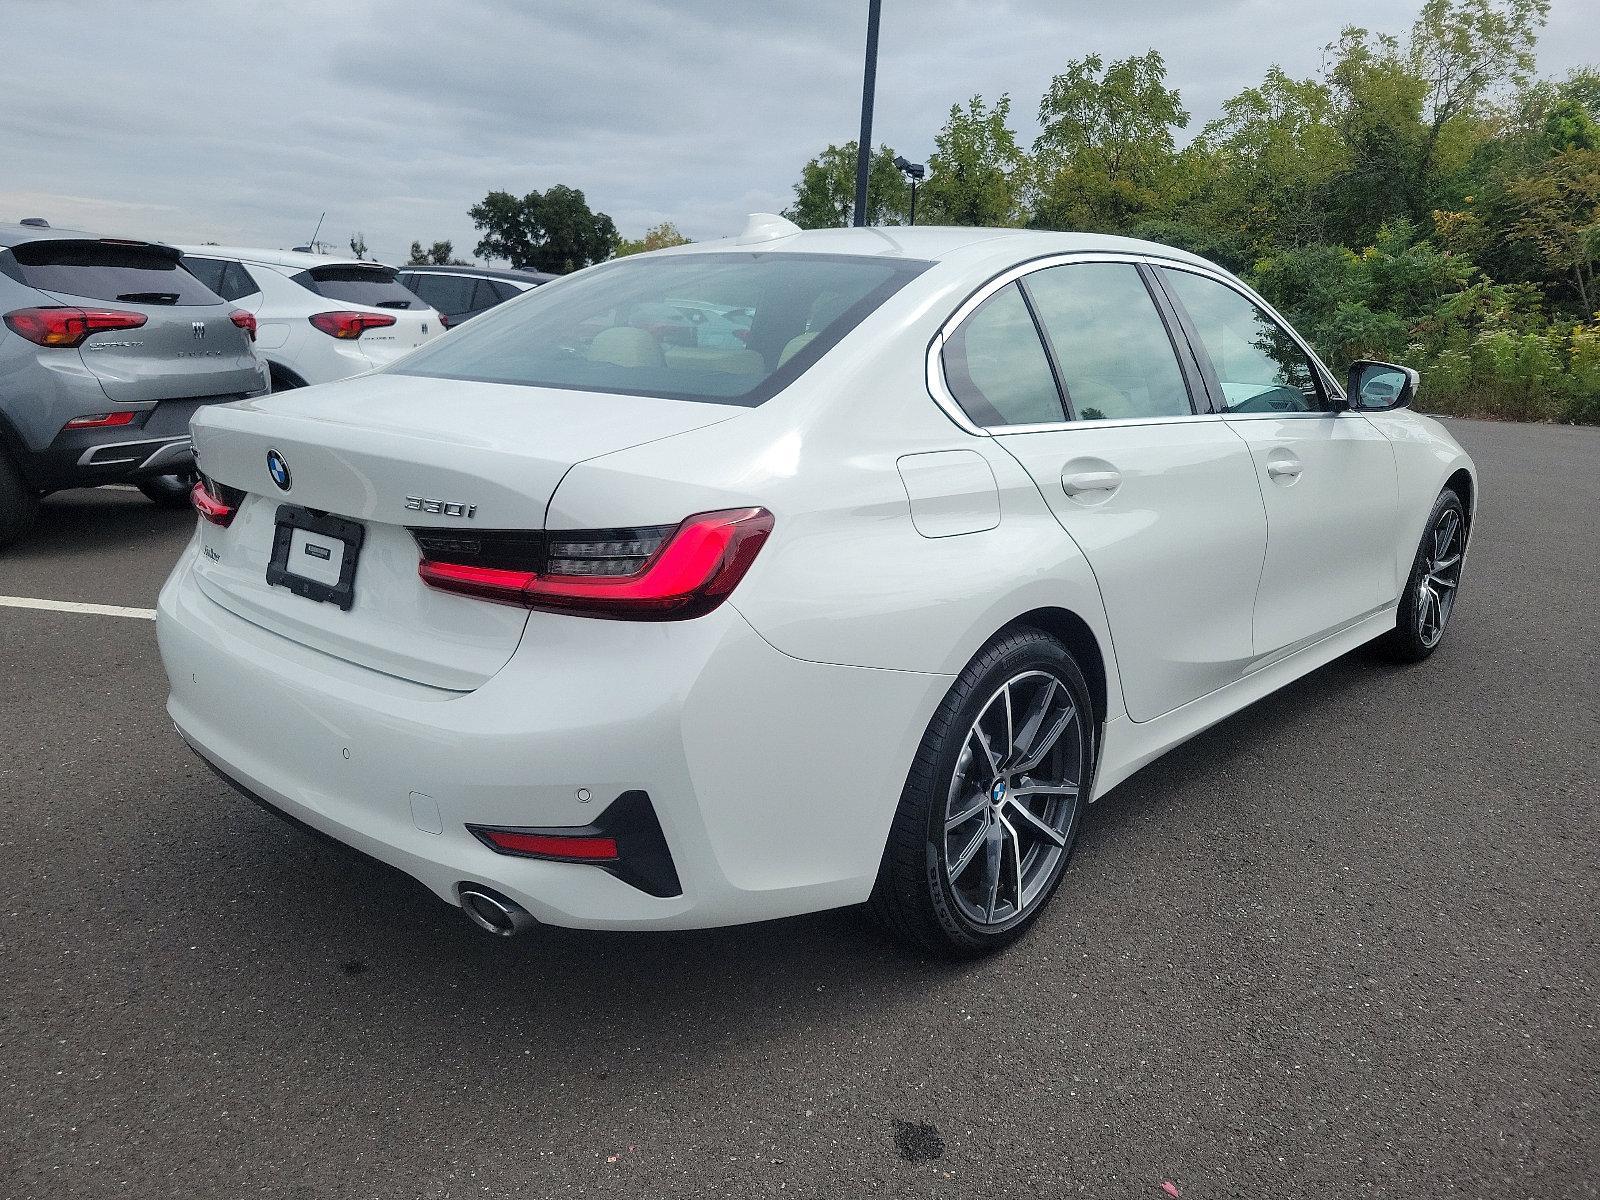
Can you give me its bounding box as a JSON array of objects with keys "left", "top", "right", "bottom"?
[{"left": 942, "top": 283, "right": 1064, "bottom": 427}]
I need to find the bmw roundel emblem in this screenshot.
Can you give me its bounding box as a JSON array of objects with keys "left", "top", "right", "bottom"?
[
  {"left": 266, "top": 449, "right": 292, "bottom": 492},
  {"left": 990, "top": 778, "right": 1007, "bottom": 804}
]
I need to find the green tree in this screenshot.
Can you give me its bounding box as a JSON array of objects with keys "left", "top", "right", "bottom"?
[
  {"left": 1033, "top": 51, "right": 1188, "bottom": 229},
  {"left": 407, "top": 240, "right": 467, "bottom": 265},
  {"left": 469, "top": 185, "right": 619, "bottom": 274},
  {"left": 1190, "top": 67, "right": 1346, "bottom": 254},
  {"left": 1505, "top": 148, "right": 1600, "bottom": 309},
  {"left": 348, "top": 232, "right": 369, "bottom": 260},
  {"left": 614, "top": 222, "right": 693, "bottom": 257},
  {"left": 919, "top": 95, "right": 1029, "bottom": 227},
  {"left": 782, "top": 142, "right": 907, "bottom": 228}
]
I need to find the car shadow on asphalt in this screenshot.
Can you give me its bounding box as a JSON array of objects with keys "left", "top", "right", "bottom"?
[{"left": 19, "top": 488, "right": 193, "bottom": 560}]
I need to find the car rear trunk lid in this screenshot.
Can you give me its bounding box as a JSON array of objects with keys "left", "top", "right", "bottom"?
[{"left": 187, "top": 372, "right": 735, "bottom": 689}]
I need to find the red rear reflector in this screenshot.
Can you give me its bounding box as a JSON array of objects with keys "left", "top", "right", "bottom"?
[
  {"left": 480, "top": 830, "right": 620, "bottom": 860},
  {"left": 417, "top": 507, "right": 774, "bottom": 620},
  {"left": 229, "top": 309, "right": 257, "bottom": 341},
  {"left": 4, "top": 306, "right": 147, "bottom": 348},
  {"left": 190, "top": 479, "right": 237, "bottom": 527},
  {"left": 63, "top": 411, "right": 137, "bottom": 430},
  {"left": 308, "top": 310, "right": 397, "bottom": 339}
]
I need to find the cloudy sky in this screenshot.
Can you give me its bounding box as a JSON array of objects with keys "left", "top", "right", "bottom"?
[{"left": 3, "top": 0, "right": 1596, "bottom": 264}]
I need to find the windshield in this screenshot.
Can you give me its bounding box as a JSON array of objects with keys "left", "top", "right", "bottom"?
[{"left": 388, "top": 252, "right": 931, "bottom": 405}]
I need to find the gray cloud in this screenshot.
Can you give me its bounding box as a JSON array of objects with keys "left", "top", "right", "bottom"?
[{"left": 2, "top": 0, "right": 1594, "bottom": 264}]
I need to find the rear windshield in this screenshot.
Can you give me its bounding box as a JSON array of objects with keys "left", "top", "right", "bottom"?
[
  {"left": 2, "top": 239, "right": 222, "bottom": 306},
  {"left": 388, "top": 252, "right": 931, "bottom": 406},
  {"left": 295, "top": 265, "right": 424, "bottom": 309}
]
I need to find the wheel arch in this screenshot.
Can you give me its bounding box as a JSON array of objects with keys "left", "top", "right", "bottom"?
[
  {"left": 996, "top": 606, "right": 1109, "bottom": 736},
  {"left": 266, "top": 360, "right": 308, "bottom": 391},
  {"left": 1443, "top": 466, "right": 1475, "bottom": 528}
]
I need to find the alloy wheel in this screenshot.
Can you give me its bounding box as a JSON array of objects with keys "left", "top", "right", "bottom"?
[
  {"left": 1417, "top": 507, "right": 1464, "bottom": 647},
  {"left": 943, "top": 669, "right": 1082, "bottom": 926}
]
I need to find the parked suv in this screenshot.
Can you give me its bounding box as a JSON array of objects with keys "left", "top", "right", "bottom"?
[
  {"left": 178, "top": 247, "right": 441, "bottom": 390},
  {"left": 0, "top": 222, "right": 267, "bottom": 548},
  {"left": 396, "top": 264, "right": 551, "bottom": 327}
]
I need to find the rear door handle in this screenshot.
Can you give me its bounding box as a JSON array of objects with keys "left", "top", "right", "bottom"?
[{"left": 1061, "top": 468, "right": 1122, "bottom": 497}]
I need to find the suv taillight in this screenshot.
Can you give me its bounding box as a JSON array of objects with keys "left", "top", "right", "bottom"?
[
  {"left": 415, "top": 508, "right": 774, "bottom": 620},
  {"left": 308, "top": 311, "right": 396, "bottom": 339},
  {"left": 229, "top": 310, "right": 257, "bottom": 341},
  {"left": 4, "top": 307, "right": 147, "bottom": 347}
]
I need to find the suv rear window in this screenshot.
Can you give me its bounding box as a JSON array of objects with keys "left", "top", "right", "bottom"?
[
  {"left": 2, "top": 239, "right": 222, "bottom": 306},
  {"left": 295, "top": 265, "right": 424, "bottom": 309},
  {"left": 389, "top": 252, "right": 930, "bottom": 406}
]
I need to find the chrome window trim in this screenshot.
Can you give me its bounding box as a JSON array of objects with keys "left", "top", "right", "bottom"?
[{"left": 926, "top": 250, "right": 1344, "bottom": 436}]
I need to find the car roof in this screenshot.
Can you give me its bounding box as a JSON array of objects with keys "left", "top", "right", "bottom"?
[
  {"left": 397, "top": 263, "right": 554, "bottom": 284},
  {"left": 174, "top": 245, "right": 395, "bottom": 272},
  {"left": 648, "top": 223, "right": 1221, "bottom": 273},
  {"left": 0, "top": 223, "right": 103, "bottom": 248}
]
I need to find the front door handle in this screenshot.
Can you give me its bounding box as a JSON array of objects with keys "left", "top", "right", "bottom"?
[
  {"left": 1061, "top": 468, "right": 1122, "bottom": 497},
  {"left": 1266, "top": 455, "right": 1303, "bottom": 481}
]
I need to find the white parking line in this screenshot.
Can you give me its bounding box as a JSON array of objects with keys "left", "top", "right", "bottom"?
[{"left": 0, "top": 595, "right": 156, "bottom": 620}]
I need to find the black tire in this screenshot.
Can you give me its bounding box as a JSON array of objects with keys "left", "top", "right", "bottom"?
[
  {"left": 870, "top": 627, "right": 1096, "bottom": 958},
  {"left": 0, "top": 450, "right": 40, "bottom": 551},
  {"left": 138, "top": 470, "right": 197, "bottom": 508},
  {"left": 1379, "top": 488, "right": 1467, "bottom": 663}
]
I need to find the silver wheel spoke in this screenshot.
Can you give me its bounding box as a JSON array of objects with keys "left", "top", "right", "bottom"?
[
  {"left": 949, "top": 814, "right": 990, "bottom": 879},
  {"left": 982, "top": 819, "right": 1003, "bottom": 921},
  {"left": 1009, "top": 782, "right": 1078, "bottom": 801},
  {"left": 997, "top": 813, "right": 1024, "bottom": 914},
  {"left": 1432, "top": 553, "right": 1460, "bottom": 573},
  {"left": 970, "top": 722, "right": 1001, "bottom": 778},
  {"left": 1005, "top": 796, "right": 1067, "bottom": 847},
  {"left": 1009, "top": 679, "right": 1057, "bottom": 769},
  {"left": 1002, "top": 683, "right": 1016, "bottom": 765},
  {"left": 946, "top": 792, "right": 988, "bottom": 830},
  {"left": 1013, "top": 704, "right": 1076, "bottom": 774},
  {"left": 1432, "top": 573, "right": 1458, "bottom": 591}
]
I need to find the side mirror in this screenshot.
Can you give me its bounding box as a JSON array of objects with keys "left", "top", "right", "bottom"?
[{"left": 1345, "top": 360, "right": 1419, "bottom": 412}]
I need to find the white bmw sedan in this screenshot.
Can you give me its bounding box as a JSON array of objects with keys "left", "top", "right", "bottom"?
[{"left": 158, "top": 218, "right": 1476, "bottom": 957}]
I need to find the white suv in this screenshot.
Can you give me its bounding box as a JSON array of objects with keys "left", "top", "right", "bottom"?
[{"left": 179, "top": 247, "right": 441, "bottom": 390}]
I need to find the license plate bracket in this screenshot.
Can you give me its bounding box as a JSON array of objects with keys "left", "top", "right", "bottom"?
[{"left": 266, "top": 504, "right": 365, "bottom": 611}]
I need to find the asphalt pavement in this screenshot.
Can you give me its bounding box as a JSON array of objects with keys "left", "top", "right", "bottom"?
[{"left": 1, "top": 419, "right": 1595, "bottom": 1199}]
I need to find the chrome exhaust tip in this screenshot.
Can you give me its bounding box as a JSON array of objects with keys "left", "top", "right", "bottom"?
[{"left": 457, "top": 885, "right": 534, "bottom": 937}]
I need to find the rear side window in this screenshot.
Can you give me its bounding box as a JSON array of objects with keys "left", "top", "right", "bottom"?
[
  {"left": 295, "top": 265, "right": 423, "bottom": 310},
  {"left": 1159, "top": 268, "right": 1327, "bottom": 413},
  {"left": 184, "top": 257, "right": 260, "bottom": 302},
  {"left": 3, "top": 239, "right": 222, "bottom": 306},
  {"left": 390, "top": 252, "right": 930, "bottom": 406},
  {"left": 942, "top": 283, "right": 1064, "bottom": 427},
  {"left": 408, "top": 273, "right": 477, "bottom": 313},
  {"left": 1023, "top": 263, "right": 1192, "bottom": 422}
]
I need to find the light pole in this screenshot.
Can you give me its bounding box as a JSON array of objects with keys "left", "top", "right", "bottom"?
[
  {"left": 893, "top": 155, "right": 924, "bottom": 225},
  {"left": 852, "top": 0, "right": 883, "bottom": 227}
]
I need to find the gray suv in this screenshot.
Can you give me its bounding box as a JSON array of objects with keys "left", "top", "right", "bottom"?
[{"left": 0, "top": 222, "right": 267, "bottom": 549}]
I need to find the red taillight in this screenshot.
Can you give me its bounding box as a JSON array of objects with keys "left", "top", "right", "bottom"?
[
  {"left": 229, "top": 309, "right": 257, "bottom": 341},
  {"left": 190, "top": 478, "right": 237, "bottom": 527},
  {"left": 4, "top": 306, "right": 147, "bottom": 348},
  {"left": 308, "top": 310, "right": 397, "bottom": 339},
  {"left": 478, "top": 830, "right": 619, "bottom": 860},
  {"left": 63, "top": 411, "right": 137, "bottom": 430},
  {"left": 437, "top": 311, "right": 454, "bottom": 329},
  {"left": 417, "top": 507, "right": 774, "bottom": 620}
]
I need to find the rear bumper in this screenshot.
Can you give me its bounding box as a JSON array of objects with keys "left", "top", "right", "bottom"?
[
  {"left": 156, "top": 547, "right": 948, "bottom": 931},
  {"left": 28, "top": 395, "right": 251, "bottom": 490}
]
